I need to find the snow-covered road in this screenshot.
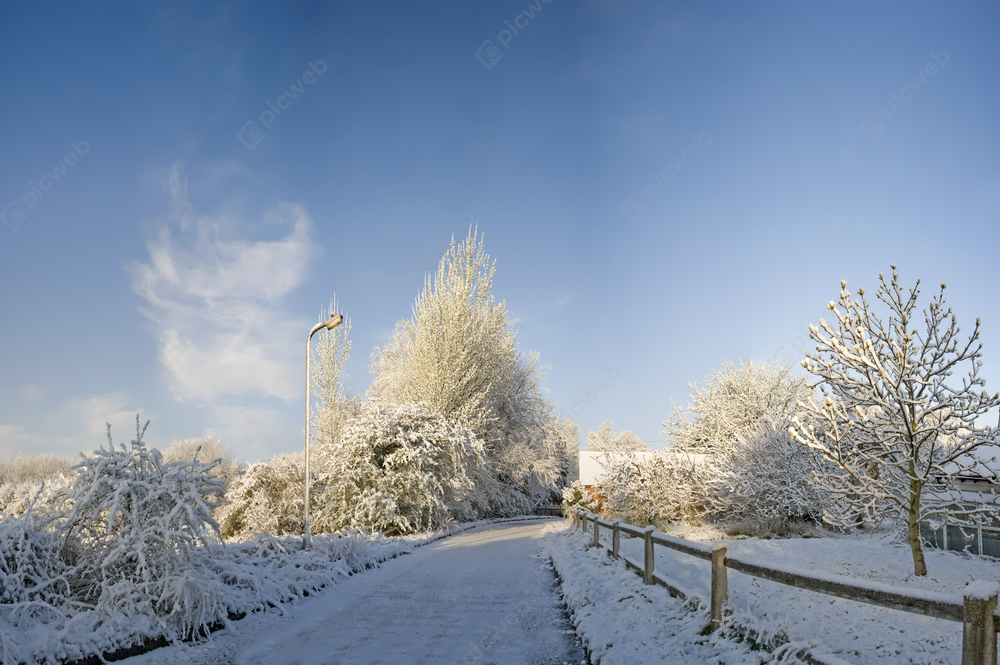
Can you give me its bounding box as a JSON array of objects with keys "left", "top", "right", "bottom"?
[{"left": 125, "top": 520, "right": 585, "bottom": 665}]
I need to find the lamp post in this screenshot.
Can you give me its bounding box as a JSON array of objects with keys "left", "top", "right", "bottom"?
[{"left": 304, "top": 312, "right": 344, "bottom": 550}]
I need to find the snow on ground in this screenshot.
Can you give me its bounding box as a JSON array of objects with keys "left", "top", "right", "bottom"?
[
  {"left": 544, "top": 521, "right": 795, "bottom": 665},
  {"left": 120, "top": 520, "right": 585, "bottom": 665},
  {"left": 559, "top": 517, "right": 1000, "bottom": 664}
]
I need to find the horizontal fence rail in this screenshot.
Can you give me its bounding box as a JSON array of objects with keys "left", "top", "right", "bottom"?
[{"left": 571, "top": 509, "right": 999, "bottom": 665}]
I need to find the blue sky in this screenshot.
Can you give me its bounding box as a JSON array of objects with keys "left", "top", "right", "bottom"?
[{"left": 1, "top": 1, "right": 998, "bottom": 461}]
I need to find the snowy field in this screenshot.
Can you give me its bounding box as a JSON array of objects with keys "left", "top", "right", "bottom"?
[
  {"left": 117, "top": 520, "right": 584, "bottom": 665},
  {"left": 546, "top": 519, "right": 1000, "bottom": 664}
]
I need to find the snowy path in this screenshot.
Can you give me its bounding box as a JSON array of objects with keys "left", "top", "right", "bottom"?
[{"left": 125, "top": 520, "right": 585, "bottom": 665}]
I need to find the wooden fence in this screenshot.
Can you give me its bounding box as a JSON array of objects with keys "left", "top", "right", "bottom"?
[
  {"left": 573, "top": 510, "right": 999, "bottom": 665},
  {"left": 535, "top": 504, "right": 568, "bottom": 517}
]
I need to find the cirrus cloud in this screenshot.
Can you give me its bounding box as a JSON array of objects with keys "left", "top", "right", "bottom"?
[{"left": 129, "top": 165, "right": 319, "bottom": 403}]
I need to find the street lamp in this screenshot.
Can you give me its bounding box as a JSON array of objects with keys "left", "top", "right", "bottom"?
[{"left": 304, "top": 312, "right": 344, "bottom": 550}]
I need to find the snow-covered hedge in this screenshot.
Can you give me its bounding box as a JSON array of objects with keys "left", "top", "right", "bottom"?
[
  {"left": 217, "top": 453, "right": 307, "bottom": 540},
  {"left": 0, "top": 418, "right": 469, "bottom": 665},
  {"left": 315, "top": 400, "right": 485, "bottom": 535}
]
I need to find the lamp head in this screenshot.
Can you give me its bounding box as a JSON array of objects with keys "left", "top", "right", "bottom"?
[{"left": 325, "top": 313, "right": 344, "bottom": 330}]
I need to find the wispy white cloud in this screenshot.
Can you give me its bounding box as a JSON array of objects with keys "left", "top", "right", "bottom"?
[
  {"left": 210, "top": 405, "right": 294, "bottom": 461},
  {"left": 556, "top": 292, "right": 577, "bottom": 308},
  {"left": 129, "top": 165, "right": 319, "bottom": 403},
  {"left": 19, "top": 385, "right": 43, "bottom": 401},
  {"left": 63, "top": 391, "right": 147, "bottom": 442},
  {"left": 0, "top": 425, "right": 42, "bottom": 458},
  {"left": 0, "top": 392, "right": 148, "bottom": 458}
]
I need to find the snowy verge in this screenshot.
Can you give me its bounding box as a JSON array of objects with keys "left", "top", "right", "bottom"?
[
  {"left": 1, "top": 515, "right": 553, "bottom": 665},
  {"left": 542, "top": 520, "right": 810, "bottom": 665},
  {"left": 560, "top": 517, "right": 1000, "bottom": 665}
]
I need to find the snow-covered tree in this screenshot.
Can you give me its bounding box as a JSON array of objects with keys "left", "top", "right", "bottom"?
[
  {"left": 664, "top": 359, "right": 811, "bottom": 453},
  {"left": 581, "top": 360, "right": 816, "bottom": 528},
  {"left": 0, "top": 452, "right": 74, "bottom": 486},
  {"left": 310, "top": 296, "right": 360, "bottom": 456},
  {"left": 369, "top": 227, "right": 560, "bottom": 514},
  {"left": 541, "top": 409, "right": 581, "bottom": 490},
  {"left": 314, "top": 400, "right": 486, "bottom": 535},
  {"left": 217, "top": 453, "right": 307, "bottom": 540},
  {"left": 163, "top": 431, "right": 242, "bottom": 493},
  {"left": 586, "top": 420, "right": 648, "bottom": 454},
  {"left": 791, "top": 266, "right": 1000, "bottom": 576},
  {"left": 707, "top": 418, "right": 824, "bottom": 525}
]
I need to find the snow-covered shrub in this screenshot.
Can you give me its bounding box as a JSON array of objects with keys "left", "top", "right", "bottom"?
[
  {"left": 0, "top": 496, "right": 70, "bottom": 608},
  {"left": 217, "top": 453, "right": 307, "bottom": 540},
  {"left": 0, "top": 477, "right": 70, "bottom": 518},
  {"left": 561, "top": 480, "right": 594, "bottom": 511},
  {"left": 597, "top": 449, "right": 711, "bottom": 527},
  {"left": 0, "top": 453, "right": 75, "bottom": 518},
  {"left": 0, "top": 501, "right": 75, "bottom": 665},
  {"left": 315, "top": 400, "right": 486, "bottom": 535},
  {"left": 706, "top": 418, "right": 825, "bottom": 525},
  {"left": 61, "top": 417, "right": 226, "bottom": 639}
]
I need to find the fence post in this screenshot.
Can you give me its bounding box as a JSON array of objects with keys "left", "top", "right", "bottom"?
[
  {"left": 593, "top": 517, "right": 600, "bottom": 548},
  {"left": 582, "top": 513, "right": 588, "bottom": 534},
  {"left": 612, "top": 520, "right": 621, "bottom": 560},
  {"left": 962, "top": 582, "right": 999, "bottom": 665},
  {"left": 643, "top": 526, "right": 655, "bottom": 585},
  {"left": 711, "top": 543, "right": 729, "bottom": 631}
]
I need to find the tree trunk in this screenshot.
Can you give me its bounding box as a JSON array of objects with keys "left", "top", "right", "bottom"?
[{"left": 908, "top": 479, "right": 927, "bottom": 576}]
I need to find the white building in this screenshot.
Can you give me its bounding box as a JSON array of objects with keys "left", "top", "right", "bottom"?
[{"left": 578, "top": 450, "right": 655, "bottom": 489}]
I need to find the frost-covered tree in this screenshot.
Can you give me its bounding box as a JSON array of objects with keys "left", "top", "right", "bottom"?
[
  {"left": 370, "top": 228, "right": 560, "bottom": 514},
  {"left": 591, "top": 360, "right": 817, "bottom": 528},
  {"left": 707, "top": 418, "right": 824, "bottom": 525},
  {"left": 791, "top": 266, "right": 1000, "bottom": 576},
  {"left": 541, "top": 409, "right": 581, "bottom": 490},
  {"left": 586, "top": 420, "right": 648, "bottom": 454},
  {"left": 163, "top": 431, "right": 242, "bottom": 492},
  {"left": 0, "top": 453, "right": 74, "bottom": 486},
  {"left": 310, "top": 296, "right": 360, "bottom": 455},
  {"left": 664, "top": 359, "right": 811, "bottom": 453},
  {"left": 217, "top": 453, "right": 307, "bottom": 540},
  {"left": 314, "top": 400, "right": 486, "bottom": 535}
]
